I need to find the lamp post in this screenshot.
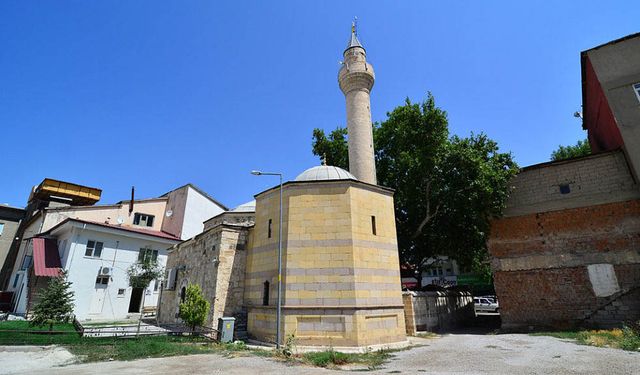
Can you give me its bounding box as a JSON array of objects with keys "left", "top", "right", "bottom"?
[{"left": 251, "top": 170, "right": 283, "bottom": 348}]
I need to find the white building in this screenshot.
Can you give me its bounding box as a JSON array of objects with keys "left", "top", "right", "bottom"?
[
  {"left": 20, "top": 219, "right": 180, "bottom": 321},
  {"left": 4, "top": 179, "right": 226, "bottom": 321}
]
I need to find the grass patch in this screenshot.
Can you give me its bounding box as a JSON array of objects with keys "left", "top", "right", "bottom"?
[
  {"left": 414, "top": 332, "right": 439, "bottom": 339},
  {"left": 0, "top": 321, "right": 249, "bottom": 362},
  {"left": 531, "top": 327, "right": 640, "bottom": 352},
  {"left": 301, "top": 349, "right": 392, "bottom": 369},
  {"left": 0, "top": 321, "right": 397, "bottom": 367}
]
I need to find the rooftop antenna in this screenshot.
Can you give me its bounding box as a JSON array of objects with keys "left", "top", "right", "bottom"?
[{"left": 352, "top": 16, "right": 358, "bottom": 36}]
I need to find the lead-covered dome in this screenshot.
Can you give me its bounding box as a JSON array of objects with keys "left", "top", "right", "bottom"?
[{"left": 295, "top": 165, "right": 357, "bottom": 182}]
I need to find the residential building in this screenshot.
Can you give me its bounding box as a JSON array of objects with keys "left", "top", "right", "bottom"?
[{"left": 4, "top": 178, "right": 226, "bottom": 321}]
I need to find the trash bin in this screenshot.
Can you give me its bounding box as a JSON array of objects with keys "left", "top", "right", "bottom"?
[{"left": 217, "top": 317, "right": 235, "bottom": 343}]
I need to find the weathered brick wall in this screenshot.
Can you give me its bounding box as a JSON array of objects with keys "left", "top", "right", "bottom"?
[
  {"left": 503, "top": 151, "right": 639, "bottom": 217},
  {"left": 489, "top": 199, "right": 640, "bottom": 330}
]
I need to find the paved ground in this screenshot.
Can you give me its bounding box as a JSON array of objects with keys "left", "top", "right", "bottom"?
[{"left": 3, "top": 334, "right": 640, "bottom": 375}]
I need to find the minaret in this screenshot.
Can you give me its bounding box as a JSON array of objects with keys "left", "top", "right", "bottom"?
[{"left": 338, "top": 20, "right": 377, "bottom": 185}]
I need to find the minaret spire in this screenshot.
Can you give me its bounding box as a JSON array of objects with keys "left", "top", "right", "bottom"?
[{"left": 338, "top": 20, "right": 377, "bottom": 184}]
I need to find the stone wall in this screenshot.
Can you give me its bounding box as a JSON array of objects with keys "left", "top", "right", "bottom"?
[
  {"left": 402, "top": 291, "right": 474, "bottom": 334},
  {"left": 247, "top": 180, "right": 406, "bottom": 347},
  {"left": 158, "top": 222, "right": 250, "bottom": 337},
  {"left": 488, "top": 152, "right": 640, "bottom": 329}
]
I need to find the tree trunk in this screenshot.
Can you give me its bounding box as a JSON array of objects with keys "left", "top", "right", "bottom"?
[{"left": 136, "top": 291, "right": 146, "bottom": 337}]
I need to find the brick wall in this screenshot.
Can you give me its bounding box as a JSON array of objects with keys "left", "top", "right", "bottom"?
[
  {"left": 503, "top": 151, "right": 639, "bottom": 217},
  {"left": 489, "top": 199, "right": 640, "bottom": 330}
]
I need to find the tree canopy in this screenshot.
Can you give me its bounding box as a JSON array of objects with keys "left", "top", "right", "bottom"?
[
  {"left": 30, "top": 270, "right": 75, "bottom": 331},
  {"left": 551, "top": 139, "right": 591, "bottom": 161},
  {"left": 312, "top": 94, "right": 518, "bottom": 286}
]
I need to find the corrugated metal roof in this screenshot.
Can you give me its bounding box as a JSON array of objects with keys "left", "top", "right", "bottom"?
[{"left": 32, "top": 238, "right": 62, "bottom": 277}]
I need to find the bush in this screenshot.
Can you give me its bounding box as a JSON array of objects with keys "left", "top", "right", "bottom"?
[
  {"left": 179, "top": 283, "right": 210, "bottom": 331},
  {"left": 30, "top": 271, "right": 75, "bottom": 331},
  {"left": 620, "top": 327, "right": 640, "bottom": 351}
]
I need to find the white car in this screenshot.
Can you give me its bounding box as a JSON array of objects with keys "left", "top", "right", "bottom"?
[{"left": 473, "top": 297, "right": 500, "bottom": 314}]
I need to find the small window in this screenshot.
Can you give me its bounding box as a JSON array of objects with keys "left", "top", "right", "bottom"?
[
  {"left": 12, "top": 274, "right": 20, "bottom": 288},
  {"left": 180, "top": 286, "right": 186, "bottom": 303},
  {"left": 21, "top": 255, "right": 32, "bottom": 270},
  {"left": 85, "top": 240, "right": 104, "bottom": 258},
  {"left": 95, "top": 276, "right": 109, "bottom": 285},
  {"left": 559, "top": 184, "right": 571, "bottom": 194},
  {"left": 446, "top": 268, "right": 452, "bottom": 275},
  {"left": 133, "top": 213, "right": 155, "bottom": 227},
  {"left": 371, "top": 216, "right": 377, "bottom": 235},
  {"left": 0, "top": 222, "right": 4, "bottom": 235},
  {"left": 118, "top": 288, "right": 126, "bottom": 295},
  {"left": 262, "top": 281, "right": 270, "bottom": 306},
  {"left": 138, "top": 248, "right": 158, "bottom": 263},
  {"left": 153, "top": 279, "right": 159, "bottom": 291},
  {"left": 633, "top": 82, "right": 640, "bottom": 103},
  {"left": 268, "top": 219, "right": 272, "bottom": 238}
]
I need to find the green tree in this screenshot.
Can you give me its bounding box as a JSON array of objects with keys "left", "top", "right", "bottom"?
[
  {"left": 312, "top": 94, "right": 518, "bottom": 287},
  {"left": 30, "top": 270, "right": 75, "bottom": 331},
  {"left": 179, "top": 283, "right": 210, "bottom": 332},
  {"left": 127, "top": 257, "right": 164, "bottom": 335},
  {"left": 551, "top": 139, "right": 591, "bottom": 161}
]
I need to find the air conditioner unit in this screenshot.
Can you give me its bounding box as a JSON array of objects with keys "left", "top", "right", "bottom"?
[{"left": 99, "top": 266, "right": 113, "bottom": 276}]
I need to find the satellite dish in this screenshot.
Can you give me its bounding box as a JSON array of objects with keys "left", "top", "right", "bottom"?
[
  {"left": 166, "top": 210, "right": 173, "bottom": 217},
  {"left": 117, "top": 217, "right": 124, "bottom": 224}
]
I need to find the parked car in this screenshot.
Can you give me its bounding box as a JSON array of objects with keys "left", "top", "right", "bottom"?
[{"left": 473, "top": 296, "right": 499, "bottom": 314}]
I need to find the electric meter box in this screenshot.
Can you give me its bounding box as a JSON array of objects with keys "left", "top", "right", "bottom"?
[{"left": 217, "top": 317, "right": 235, "bottom": 343}]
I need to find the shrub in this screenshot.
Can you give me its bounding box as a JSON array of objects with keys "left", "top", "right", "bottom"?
[
  {"left": 179, "top": 283, "right": 210, "bottom": 331},
  {"left": 30, "top": 270, "right": 75, "bottom": 331}
]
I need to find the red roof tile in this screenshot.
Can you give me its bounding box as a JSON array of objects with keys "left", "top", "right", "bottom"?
[{"left": 33, "top": 238, "right": 62, "bottom": 277}]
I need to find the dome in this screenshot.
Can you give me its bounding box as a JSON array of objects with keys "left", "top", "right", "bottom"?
[
  {"left": 230, "top": 200, "right": 255, "bottom": 212},
  {"left": 295, "top": 165, "right": 357, "bottom": 182}
]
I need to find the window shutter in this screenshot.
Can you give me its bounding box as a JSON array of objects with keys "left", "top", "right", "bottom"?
[{"left": 164, "top": 268, "right": 173, "bottom": 290}]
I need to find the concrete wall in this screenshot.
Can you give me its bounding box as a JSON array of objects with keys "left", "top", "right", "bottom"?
[
  {"left": 586, "top": 35, "right": 640, "bottom": 179},
  {"left": 402, "top": 291, "right": 474, "bottom": 334},
  {"left": 0, "top": 207, "right": 24, "bottom": 276},
  {"left": 181, "top": 186, "right": 225, "bottom": 240},
  {"left": 488, "top": 153, "right": 640, "bottom": 330},
  {"left": 42, "top": 199, "right": 168, "bottom": 233}
]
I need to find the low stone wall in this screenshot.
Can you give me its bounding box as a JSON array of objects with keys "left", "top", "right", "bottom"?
[{"left": 402, "top": 290, "right": 474, "bottom": 334}]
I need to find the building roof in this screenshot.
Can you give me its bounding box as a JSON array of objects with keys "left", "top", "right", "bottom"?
[
  {"left": 161, "top": 183, "right": 229, "bottom": 210},
  {"left": 31, "top": 178, "right": 102, "bottom": 206},
  {"left": 32, "top": 238, "right": 62, "bottom": 277},
  {"left": 581, "top": 32, "right": 640, "bottom": 54},
  {"left": 42, "top": 218, "right": 181, "bottom": 242},
  {"left": 295, "top": 165, "right": 357, "bottom": 182}
]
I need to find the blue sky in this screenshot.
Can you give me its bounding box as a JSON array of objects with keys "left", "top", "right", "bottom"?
[{"left": 1, "top": 1, "right": 638, "bottom": 209}]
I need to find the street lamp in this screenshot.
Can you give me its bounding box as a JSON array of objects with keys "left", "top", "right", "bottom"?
[{"left": 251, "top": 170, "right": 283, "bottom": 348}]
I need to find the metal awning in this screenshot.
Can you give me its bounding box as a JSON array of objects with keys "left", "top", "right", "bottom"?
[{"left": 32, "top": 238, "right": 62, "bottom": 277}]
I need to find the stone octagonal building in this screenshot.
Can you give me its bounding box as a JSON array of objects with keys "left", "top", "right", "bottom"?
[{"left": 246, "top": 166, "right": 405, "bottom": 347}]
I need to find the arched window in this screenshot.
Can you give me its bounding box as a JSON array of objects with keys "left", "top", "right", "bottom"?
[
  {"left": 180, "top": 286, "right": 186, "bottom": 303},
  {"left": 262, "top": 281, "right": 270, "bottom": 306}
]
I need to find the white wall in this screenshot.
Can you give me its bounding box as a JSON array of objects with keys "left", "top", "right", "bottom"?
[
  {"left": 56, "top": 226, "right": 171, "bottom": 321},
  {"left": 180, "top": 186, "right": 225, "bottom": 240}
]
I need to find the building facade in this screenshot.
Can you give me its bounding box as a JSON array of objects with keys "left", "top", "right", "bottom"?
[{"left": 488, "top": 34, "right": 640, "bottom": 330}]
